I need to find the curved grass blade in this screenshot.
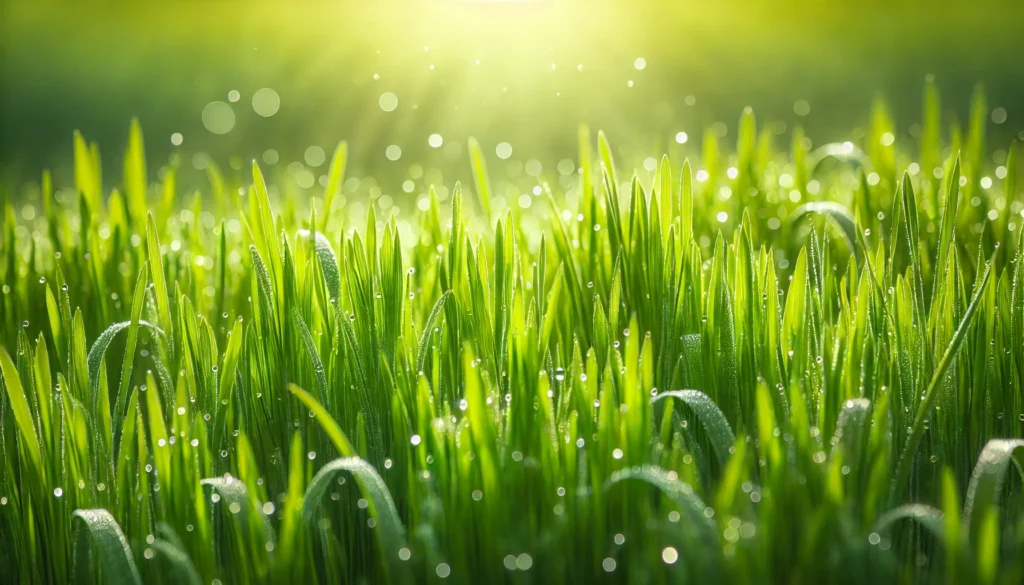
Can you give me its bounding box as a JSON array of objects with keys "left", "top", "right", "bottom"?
[
  {"left": 831, "top": 398, "right": 871, "bottom": 457},
  {"left": 151, "top": 523, "right": 202, "bottom": 585},
  {"left": 150, "top": 540, "right": 202, "bottom": 585},
  {"left": 298, "top": 229, "right": 340, "bottom": 303},
  {"left": 653, "top": 390, "right": 735, "bottom": 466},
  {"left": 416, "top": 290, "right": 451, "bottom": 374},
  {"left": 809, "top": 142, "right": 869, "bottom": 174},
  {"left": 72, "top": 509, "right": 142, "bottom": 585},
  {"left": 201, "top": 477, "right": 253, "bottom": 524},
  {"left": 873, "top": 504, "right": 945, "bottom": 544},
  {"left": 86, "top": 320, "right": 169, "bottom": 396},
  {"left": 792, "top": 201, "right": 858, "bottom": 259},
  {"left": 303, "top": 456, "right": 412, "bottom": 585},
  {"left": 963, "top": 439, "right": 1024, "bottom": 545},
  {"left": 606, "top": 465, "right": 716, "bottom": 539},
  {"left": 291, "top": 308, "right": 329, "bottom": 410}
]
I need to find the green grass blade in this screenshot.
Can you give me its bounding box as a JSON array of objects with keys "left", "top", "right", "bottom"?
[
  {"left": 962, "top": 439, "right": 1024, "bottom": 546},
  {"left": 303, "top": 456, "right": 413, "bottom": 584},
  {"left": 653, "top": 390, "right": 735, "bottom": 467},
  {"left": 71, "top": 509, "right": 142, "bottom": 585}
]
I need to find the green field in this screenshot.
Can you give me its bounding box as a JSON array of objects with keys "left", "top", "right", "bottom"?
[{"left": 3, "top": 2, "right": 1024, "bottom": 584}]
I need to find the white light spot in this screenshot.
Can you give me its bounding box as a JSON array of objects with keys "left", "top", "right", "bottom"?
[
  {"left": 717, "top": 211, "right": 729, "bottom": 223},
  {"left": 305, "top": 146, "right": 326, "bottom": 167},
  {"left": 386, "top": 145, "right": 402, "bottom": 161},
  {"left": 634, "top": 57, "right": 647, "bottom": 70},
  {"left": 170, "top": 133, "right": 183, "bottom": 146},
  {"left": 675, "top": 132, "right": 688, "bottom": 144},
  {"left": 379, "top": 92, "right": 399, "bottom": 112},
  {"left": 662, "top": 546, "right": 678, "bottom": 564},
  {"left": 516, "top": 553, "right": 533, "bottom": 570},
  {"left": 496, "top": 142, "right": 513, "bottom": 160},
  {"left": 227, "top": 90, "right": 240, "bottom": 103},
  {"left": 202, "top": 101, "right": 236, "bottom": 134},
  {"left": 428, "top": 134, "right": 443, "bottom": 148},
  {"left": 252, "top": 88, "right": 281, "bottom": 117}
]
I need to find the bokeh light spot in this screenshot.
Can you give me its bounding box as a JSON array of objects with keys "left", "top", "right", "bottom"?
[
  {"left": 379, "top": 92, "right": 399, "bottom": 112},
  {"left": 202, "top": 101, "right": 236, "bottom": 134},
  {"left": 304, "top": 146, "right": 326, "bottom": 167},
  {"left": 252, "top": 88, "right": 281, "bottom": 117}
]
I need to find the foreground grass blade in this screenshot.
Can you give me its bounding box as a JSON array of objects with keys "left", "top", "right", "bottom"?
[
  {"left": 962, "top": 439, "right": 1024, "bottom": 545},
  {"left": 72, "top": 509, "right": 142, "bottom": 585},
  {"left": 0, "top": 346, "right": 43, "bottom": 481},
  {"left": 653, "top": 390, "right": 736, "bottom": 466},
  {"left": 892, "top": 250, "right": 996, "bottom": 504},
  {"left": 607, "top": 465, "right": 717, "bottom": 539},
  {"left": 303, "top": 457, "right": 413, "bottom": 585},
  {"left": 873, "top": 504, "right": 945, "bottom": 544}
]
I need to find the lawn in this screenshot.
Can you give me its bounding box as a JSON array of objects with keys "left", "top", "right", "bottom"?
[{"left": 1, "top": 79, "right": 1023, "bottom": 584}]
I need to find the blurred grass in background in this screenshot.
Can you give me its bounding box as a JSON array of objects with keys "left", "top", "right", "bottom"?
[{"left": 1, "top": 0, "right": 1023, "bottom": 195}]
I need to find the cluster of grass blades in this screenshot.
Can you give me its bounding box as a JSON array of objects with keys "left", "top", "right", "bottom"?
[{"left": 2, "top": 82, "right": 1023, "bottom": 584}]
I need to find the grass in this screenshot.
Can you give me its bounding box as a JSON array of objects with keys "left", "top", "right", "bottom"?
[{"left": 1, "top": 81, "right": 1023, "bottom": 585}]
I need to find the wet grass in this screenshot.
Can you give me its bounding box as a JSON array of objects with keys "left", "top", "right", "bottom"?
[{"left": 1, "top": 82, "right": 1023, "bottom": 584}]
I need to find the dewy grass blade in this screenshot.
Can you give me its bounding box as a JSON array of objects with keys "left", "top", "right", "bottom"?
[
  {"left": 892, "top": 250, "right": 996, "bottom": 505},
  {"left": 71, "top": 509, "right": 142, "bottom": 585},
  {"left": 872, "top": 504, "right": 945, "bottom": 544},
  {"left": 3, "top": 88, "right": 1024, "bottom": 584},
  {"left": 416, "top": 290, "right": 451, "bottom": 374},
  {"left": 653, "top": 390, "right": 736, "bottom": 467},
  {"left": 962, "top": 439, "right": 1024, "bottom": 545},
  {"left": 321, "top": 140, "right": 348, "bottom": 231},
  {"left": 304, "top": 457, "right": 413, "bottom": 585},
  {"left": 299, "top": 229, "right": 341, "bottom": 304},
  {"left": 792, "top": 202, "right": 859, "bottom": 262},
  {"left": 0, "top": 346, "right": 43, "bottom": 482}
]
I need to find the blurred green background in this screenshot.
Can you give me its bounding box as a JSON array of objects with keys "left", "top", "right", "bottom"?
[{"left": 2, "top": 0, "right": 1023, "bottom": 196}]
